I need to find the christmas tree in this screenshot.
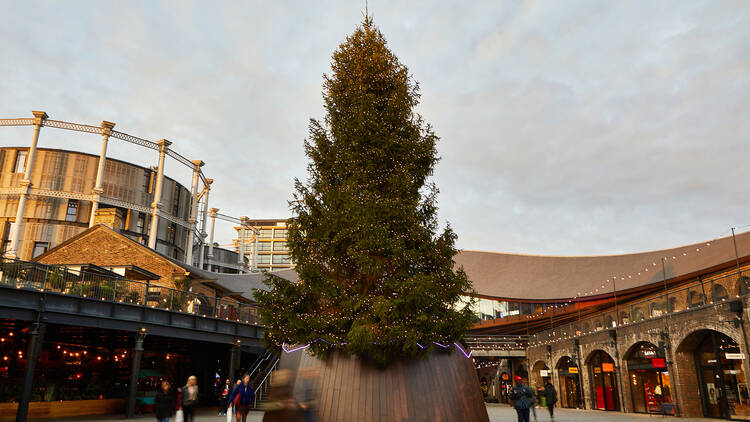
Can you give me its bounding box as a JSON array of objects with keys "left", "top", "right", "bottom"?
[{"left": 256, "top": 17, "right": 475, "bottom": 365}]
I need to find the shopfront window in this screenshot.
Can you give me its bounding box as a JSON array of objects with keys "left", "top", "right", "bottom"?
[
  {"left": 556, "top": 356, "right": 581, "bottom": 408},
  {"left": 588, "top": 350, "right": 619, "bottom": 411},
  {"left": 627, "top": 342, "right": 672, "bottom": 414},
  {"left": 695, "top": 331, "right": 750, "bottom": 420}
]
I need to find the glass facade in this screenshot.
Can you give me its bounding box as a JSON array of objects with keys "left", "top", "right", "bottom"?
[{"left": 466, "top": 296, "right": 566, "bottom": 321}]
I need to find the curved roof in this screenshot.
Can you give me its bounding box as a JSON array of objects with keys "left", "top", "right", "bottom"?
[{"left": 455, "top": 230, "right": 750, "bottom": 301}]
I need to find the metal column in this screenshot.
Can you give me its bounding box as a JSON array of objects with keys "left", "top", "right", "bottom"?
[
  {"left": 15, "top": 322, "right": 46, "bottom": 422},
  {"left": 228, "top": 343, "right": 241, "bottom": 383},
  {"left": 126, "top": 331, "right": 147, "bottom": 419},
  {"left": 208, "top": 208, "right": 218, "bottom": 272},
  {"left": 198, "top": 179, "right": 212, "bottom": 269},
  {"left": 185, "top": 160, "right": 203, "bottom": 264},
  {"left": 7, "top": 111, "right": 47, "bottom": 259},
  {"left": 238, "top": 217, "right": 248, "bottom": 273},
  {"left": 148, "top": 140, "right": 170, "bottom": 250},
  {"left": 89, "top": 121, "right": 116, "bottom": 227}
]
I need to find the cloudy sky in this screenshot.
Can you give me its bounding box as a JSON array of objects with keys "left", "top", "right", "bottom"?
[{"left": 1, "top": 0, "right": 749, "bottom": 255}]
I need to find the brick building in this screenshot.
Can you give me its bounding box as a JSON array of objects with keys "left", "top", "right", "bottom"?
[
  {"left": 32, "top": 224, "right": 252, "bottom": 304},
  {"left": 461, "top": 230, "right": 750, "bottom": 420}
]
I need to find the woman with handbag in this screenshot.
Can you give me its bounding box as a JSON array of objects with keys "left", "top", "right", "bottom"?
[
  {"left": 228, "top": 374, "right": 256, "bottom": 422},
  {"left": 180, "top": 376, "right": 199, "bottom": 422}
]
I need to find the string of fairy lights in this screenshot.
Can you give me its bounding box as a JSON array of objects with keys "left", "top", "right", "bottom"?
[
  {"left": 282, "top": 339, "right": 473, "bottom": 359},
  {"left": 525, "top": 226, "right": 750, "bottom": 348}
]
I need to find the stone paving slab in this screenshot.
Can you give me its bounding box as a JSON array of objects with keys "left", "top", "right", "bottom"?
[{"left": 29, "top": 404, "right": 717, "bottom": 421}]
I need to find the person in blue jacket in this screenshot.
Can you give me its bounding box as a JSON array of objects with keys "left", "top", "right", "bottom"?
[{"left": 228, "top": 374, "right": 256, "bottom": 422}]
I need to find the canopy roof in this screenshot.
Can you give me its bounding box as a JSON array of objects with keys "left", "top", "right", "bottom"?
[{"left": 455, "top": 230, "right": 750, "bottom": 301}]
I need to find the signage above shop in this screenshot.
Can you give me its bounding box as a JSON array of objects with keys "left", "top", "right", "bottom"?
[
  {"left": 652, "top": 358, "right": 666, "bottom": 369},
  {"left": 726, "top": 353, "right": 745, "bottom": 360},
  {"left": 568, "top": 366, "right": 579, "bottom": 374},
  {"left": 602, "top": 363, "right": 615, "bottom": 372},
  {"left": 540, "top": 370, "right": 549, "bottom": 377},
  {"left": 594, "top": 367, "right": 601, "bottom": 374}
]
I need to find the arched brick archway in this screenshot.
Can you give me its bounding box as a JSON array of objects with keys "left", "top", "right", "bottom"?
[
  {"left": 622, "top": 340, "right": 673, "bottom": 415},
  {"left": 584, "top": 349, "right": 620, "bottom": 411},
  {"left": 555, "top": 355, "right": 582, "bottom": 408},
  {"left": 673, "top": 328, "right": 750, "bottom": 419},
  {"left": 531, "top": 360, "right": 550, "bottom": 390}
]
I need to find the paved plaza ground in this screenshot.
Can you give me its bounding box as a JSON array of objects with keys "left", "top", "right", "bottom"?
[{"left": 29, "top": 404, "right": 717, "bottom": 422}]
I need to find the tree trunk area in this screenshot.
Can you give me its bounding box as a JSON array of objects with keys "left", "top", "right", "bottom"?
[{"left": 274, "top": 348, "right": 489, "bottom": 422}]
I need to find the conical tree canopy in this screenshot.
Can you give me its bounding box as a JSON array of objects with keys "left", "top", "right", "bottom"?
[{"left": 256, "top": 17, "right": 475, "bottom": 365}]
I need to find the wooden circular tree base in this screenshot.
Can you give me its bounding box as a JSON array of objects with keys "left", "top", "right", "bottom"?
[{"left": 274, "top": 348, "right": 489, "bottom": 422}]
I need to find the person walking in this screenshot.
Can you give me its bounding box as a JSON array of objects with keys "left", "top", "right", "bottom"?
[
  {"left": 215, "top": 377, "right": 223, "bottom": 415},
  {"left": 181, "top": 376, "right": 199, "bottom": 422},
  {"left": 154, "top": 381, "right": 176, "bottom": 422},
  {"left": 296, "top": 366, "right": 320, "bottom": 422},
  {"left": 262, "top": 369, "right": 301, "bottom": 422},
  {"left": 509, "top": 375, "right": 533, "bottom": 422},
  {"left": 529, "top": 384, "right": 538, "bottom": 422},
  {"left": 228, "top": 374, "right": 256, "bottom": 422},
  {"left": 543, "top": 381, "right": 558, "bottom": 421},
  {"left": 220, "top": 379, "right": 232, "bottom": 416}
]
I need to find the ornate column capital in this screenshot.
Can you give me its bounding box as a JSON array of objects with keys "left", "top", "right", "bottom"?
[
  {"left": 209, "top": 208, "right": 219, "bottom": 217},
  {"left": 101, "top": 121, "right": 116, "bottom": 136},
  {"left": 157, "top": 139, "right": 172, "bottom": 149},
  {"left": 31, "top": 110, "right": 48, "bottom": 126}
]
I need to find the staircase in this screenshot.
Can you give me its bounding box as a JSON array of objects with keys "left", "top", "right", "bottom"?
[{"left": 250, "top": 352, "right": 279, "bottom": 409}]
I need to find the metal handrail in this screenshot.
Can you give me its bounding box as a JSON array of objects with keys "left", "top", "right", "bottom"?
[
  {"left": 252, "top": 358, "right": 279, "bottom": 408},
  {"left": 0, "top": 258, "right": 262, "bottom": 326}
]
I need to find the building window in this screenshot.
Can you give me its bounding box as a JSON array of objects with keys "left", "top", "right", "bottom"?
[
  {"left": 257, "top": 241, "right": 272, "bottom": 251},
  {"left": 172, "top": 185, "right": 180, "bottom": 216},
  {"left": 14, "top": 150, "right": 27, "bottom": 173},
  {"left": 136, "top": 212, "right": 146, "bottom": 234},
  {"left": 259, "top": 229, "right": 273, "bottom": 238},
  {"left": 272, "top": 254, "right": 291, "bottom": 264},
  {"left": 1, "top": 222, "right": 11, "bottom": 254},
  {"left": 167, "top": 222, "right": 176, "bottom": 244},
  {"left": 272, "top": 241, "right": 288, "bottom": 251},
  {"left": 32, "top": 242, "right": 49, "bottom": 258},
  {"left": 273, "top": 229, "right": 288, "bottom": 239},
  {"left": 65, "top": 199, "right": 79, "bottom": 222},
  {"left": 142, "top": 170, "right": 152, "bottom": 193},
  {"left": 257, "top": 255, "right": 271, "bottom": 264}
]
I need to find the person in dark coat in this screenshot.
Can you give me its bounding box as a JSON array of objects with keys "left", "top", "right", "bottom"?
[
  {"left": 220, "top": 378, "right": 232, "bottom": 416},
  {"left": 509, "top": 376, "right": 533, "bottom": 422},
  {"left": 543, "top": 381, "right": 558, "bottom": 421},
  {"left": 154, "top": 381, "right": 176, "bottom": 422},
  {"left": 228, "top": 374, "right": 256, "bottom": 422}
]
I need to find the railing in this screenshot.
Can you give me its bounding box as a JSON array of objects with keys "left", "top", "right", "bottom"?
[
  {"left": 0, "top": 258, "right": 262, "bottom": 325},
  {"left": 253, "top": 358, "right": 279, "bottom": 409},
  {"left": 530, "top": 269, "right": 750, "bottom": 346}
]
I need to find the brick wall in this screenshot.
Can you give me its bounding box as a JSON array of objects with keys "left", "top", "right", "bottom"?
[
  {"left": 37, "top": 225, "right": 188, "bottom": 290},
  {"left": 527, "top": 300, "right": 750, "bottom": 417}
]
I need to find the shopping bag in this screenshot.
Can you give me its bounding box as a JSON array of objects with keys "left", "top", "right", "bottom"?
[
  {"left": 226, "top": 405, "right": 233, "bottom": 422},
  {"left": 175, "top": 409, "right": 184, "bottom": 422}
]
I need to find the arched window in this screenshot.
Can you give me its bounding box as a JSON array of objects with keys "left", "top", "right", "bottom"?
[
  {"left": 632, "top": 307, "right": 645, "bottom": 322},
  {"left": 688, "top": 290, "right": 706, "bottom": 308},
  {"left": 712, "top": 284, "right": 729, "bottom": 302}
]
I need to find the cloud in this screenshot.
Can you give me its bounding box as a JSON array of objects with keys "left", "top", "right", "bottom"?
[{"left": 1, "top": 0, "right": 749, "bottom": 255}]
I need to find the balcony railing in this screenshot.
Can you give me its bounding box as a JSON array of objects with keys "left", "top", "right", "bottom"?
[
  {"left": 0, "top": 258, "right": 262, "bottom": 325},
  {"left": 530, "top": 268, "right": 750, "bottom": 346}
]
